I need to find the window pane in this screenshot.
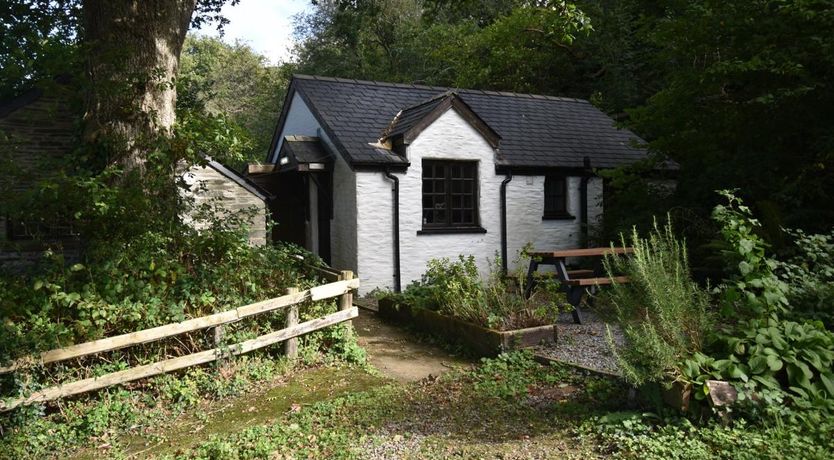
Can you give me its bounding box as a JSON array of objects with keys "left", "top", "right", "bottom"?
[
  {"left": 544, "top": 176, "right": 567, "bottom": 216},
  {"left": 422, "top": 160, "right": 478, "bottom": 228}
]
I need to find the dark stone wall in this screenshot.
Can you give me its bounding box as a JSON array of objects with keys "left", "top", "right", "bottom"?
[{"left": 0, "top": 93, "right": 80, "bottom": 268}]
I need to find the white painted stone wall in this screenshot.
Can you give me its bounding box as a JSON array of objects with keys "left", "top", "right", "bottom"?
[
  {"left": 355, "top": 109, "right": 502, "bottom": 294},
  {"left": 356, "top": 172, "right": 395, "bottom": 292},
  {"left": 353, "top": 108, "right": 605, "bottom": 294},
  {"left": 181, "top": 165, "right": 267, "bottom": 246},
  {"left": 504, "top": 176, "right": 603, "bottom": 274}
]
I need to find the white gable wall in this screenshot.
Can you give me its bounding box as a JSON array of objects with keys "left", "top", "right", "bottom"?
[
  {"left": 353, "top": 108, "right": 605, "bottom": 294},
  {"left": 356, "top": 109, "right": 502, "bottom": 293}
]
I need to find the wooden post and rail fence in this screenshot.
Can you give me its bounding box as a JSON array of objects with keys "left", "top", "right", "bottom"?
[{"left": 0, "top": 269, "right": 357, "bottom": 413}]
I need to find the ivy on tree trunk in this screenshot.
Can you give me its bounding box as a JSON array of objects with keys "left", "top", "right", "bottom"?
[{"left": 82, "top": 0, "right": 198, "bottom": 173}]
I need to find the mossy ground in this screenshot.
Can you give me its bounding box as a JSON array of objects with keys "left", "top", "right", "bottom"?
[
  {"left": 67, "top": 366, "right": 388, "bottom": 459},
  {"left": 66, "top": 353, "right": 619, "bottom": 459}
]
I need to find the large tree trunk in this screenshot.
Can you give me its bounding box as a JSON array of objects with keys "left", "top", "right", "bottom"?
[{"left": 82, "top": 0, "right": 197, "bottom": 173}]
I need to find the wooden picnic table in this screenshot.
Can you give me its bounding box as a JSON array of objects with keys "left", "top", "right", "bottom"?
[{"left": 524, "top": 246, "right": 633, "bottom": 324}]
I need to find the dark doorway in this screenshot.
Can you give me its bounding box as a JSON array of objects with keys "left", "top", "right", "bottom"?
[{"left": 271, "top": 173, "right": 307, "bottom": 248}]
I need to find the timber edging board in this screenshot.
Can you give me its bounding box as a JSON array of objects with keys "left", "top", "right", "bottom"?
[
  {"left": 377, "top": 298, "right": 556, "bottom": 357},
  {"left": 0, "top": 308, "right": 358, "bottom": 412},
  {"left": 0, "top": 278, "right": 359, "bottom": 374}
]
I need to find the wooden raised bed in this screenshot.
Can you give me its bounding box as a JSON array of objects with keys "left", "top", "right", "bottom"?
[{"left": 377, "top": 298, "right": 556, "bottom": 357}]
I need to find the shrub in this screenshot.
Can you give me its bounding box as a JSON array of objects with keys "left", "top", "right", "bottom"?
[
  {"left": 603, "top": 218, "right": 712, "bottom": 386},
  {"left": 680, "top": 194, "right": 834, "bottom": 414},
  {"left": 712, "top": 190, "right": 790, "bottom": 318},
  {"left": 399, "top": 255, "right": 559, "bottom": 330},
  {"left": 777, "top": 228, "right": 834, "bottom": 328}
]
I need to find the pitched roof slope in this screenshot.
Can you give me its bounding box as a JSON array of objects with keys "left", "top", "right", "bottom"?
[{"left": 284, "top": 74, "right": 647, "bottom": 169}]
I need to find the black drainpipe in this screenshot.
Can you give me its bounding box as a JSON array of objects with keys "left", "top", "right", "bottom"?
[
  {"left": 500, "top": 171, "right": 513, "bottom": 275},
  {"left": 579, "top": 157, "right": 592, "bottom": 247},
  {"left": 383, "top": 169, "right": 402, "bottom": 293}
]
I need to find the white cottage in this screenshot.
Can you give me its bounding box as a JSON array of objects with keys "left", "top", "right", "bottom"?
[{"left": 250, "top": 75, "right": 649, "bottom": 295}]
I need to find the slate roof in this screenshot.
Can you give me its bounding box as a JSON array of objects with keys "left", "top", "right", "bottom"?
[
  {"left": 204, "top": 156, "right": 272, "bottom": 201},
  {"left": 271, "top": 74, "right": 648, "bottom": 170}
]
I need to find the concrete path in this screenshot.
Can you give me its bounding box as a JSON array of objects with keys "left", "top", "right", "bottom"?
[{"left": 353, "top": 307, "right": 473, "bottom": 382}]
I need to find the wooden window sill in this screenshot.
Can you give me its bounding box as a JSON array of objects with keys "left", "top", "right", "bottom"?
[
  {"left": 542, "top": 213, "right": 575, "bottom": 221},
  {"left": 417, "top": 227, "right": 487, "bottom": 235}
]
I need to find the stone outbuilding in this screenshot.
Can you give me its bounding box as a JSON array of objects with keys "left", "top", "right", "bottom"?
[{"left": 0, "top": 84, "right": 269, "bottom": 268}]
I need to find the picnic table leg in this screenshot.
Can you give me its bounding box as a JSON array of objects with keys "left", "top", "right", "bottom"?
[
  {"left": 567, "top": 287, "right": 584, "bottom": 324},
  {"left": 523, "top": 260, "right": 539, "bottom": 299}
]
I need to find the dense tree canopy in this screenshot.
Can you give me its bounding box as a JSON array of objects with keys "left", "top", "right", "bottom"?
[
  {"left": 178, "top": 36, "right": 290, "bottom": 162},
  {"left": 293, "top": 0, "right": 834, "bottom": 240},
  {"left": 2, "top": 0, "right": 832, "bottom": 240}
]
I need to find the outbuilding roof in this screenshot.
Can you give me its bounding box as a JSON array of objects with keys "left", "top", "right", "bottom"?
[{"left": 268, "top": 74, "right": 648, "bottom": 171}]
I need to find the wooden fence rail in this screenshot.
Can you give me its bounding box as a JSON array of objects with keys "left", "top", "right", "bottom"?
[{"left": 0, "top": 272, "right": 358, "bottom": 412}]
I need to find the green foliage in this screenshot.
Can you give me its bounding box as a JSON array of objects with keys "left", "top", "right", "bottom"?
[
  {"left": 0, "top": 1, "right": 81, "bottom": 100},
  {"left": 399, "top": 254, "right": 560, "bottom": 330},
  {"left": 583, "top": 411, "right": 834, "bottom": 460},
  {"left": 445, "top": 3, "right": 593, "bottom": 93},
  {"left": 628, "top": 0, "right": 834, "bottom": 233},
  {"left": 0, "top": 355, "right": 295, "bottom": 459},
  {"left": 178, "top": 35, "right": 291, "bottom": 163},
  {"left": 298, "top": 299, "right": 367, "bottom": 366},
  {"left": 674, "top": 195, "right": 834, "bottom": 415},
  {"left": 723, "top": 318, "right": 834, "bottom": 410},
  {"left": 777, "top": 228, "right": 834, "bottom": 328},
  {"left": 469, "top": 350, "right": 566, "bottom": 399},
  {"left": 681, "top": 318, "right": 834, "bottom": 414},
  {"left": 712, "top": 191, "right": 790, "bottom": 318},
  {"left": 603, "top": 218, "right": 712, "bottom": 386},
  {"left": 0, "top": 90, "right": 359, "bottom": 427},
  {"left": 293, "top": 1, "right": 601, "bottom": 96}
]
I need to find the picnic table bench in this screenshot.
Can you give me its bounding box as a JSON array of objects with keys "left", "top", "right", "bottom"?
[{"left": 523, "top": 247, "right": 633, "bottom": 324}]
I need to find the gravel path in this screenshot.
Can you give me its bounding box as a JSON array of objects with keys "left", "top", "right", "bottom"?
[{"left": 534, "top": 311, "right": 625, "bottom": 375}]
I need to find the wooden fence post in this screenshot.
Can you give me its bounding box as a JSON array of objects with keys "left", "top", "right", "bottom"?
[
  {"left": 284, "top": 287, "right": 299, "bottom": 359},
  {"left": 339, "top": 271, "right": 354, "bottom": 311},
  {"left": 213, "top": 325, "right": 225, "bottom": 347},
  {"left": 339, "top": 271, "right": 354, "bottom": 329}
]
